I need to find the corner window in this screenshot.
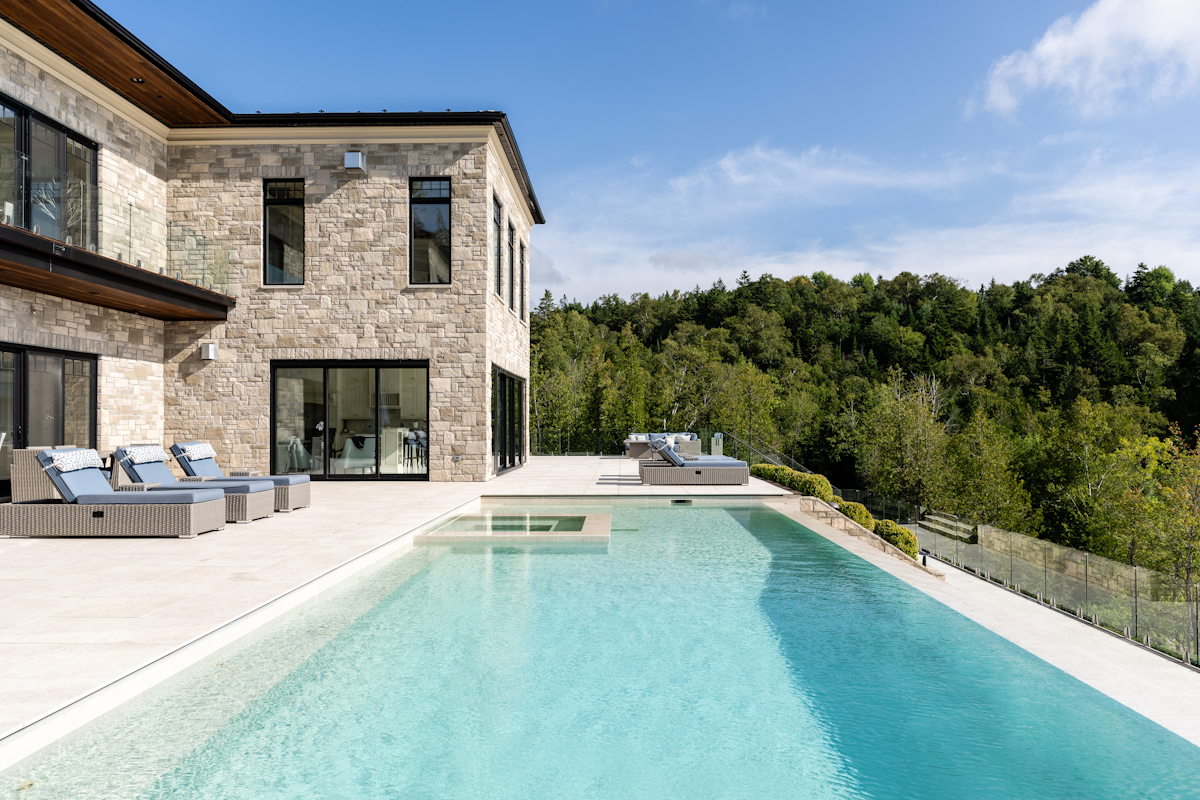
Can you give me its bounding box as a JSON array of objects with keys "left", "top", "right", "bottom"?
[
  {"left": 493, "top": 196, "right": 503, "bottom": 297},
  {"left": 507, "top": 224, "right": 516, "bottom": 310},
  {"left": 520, "top": 242, "right": 527, "bottom": 319},
  {"left": 264, "top": 179, "right": 304, "bottom": 285},
  {"left": 410, "top": 178, "right": 450, "bottom": 284}
]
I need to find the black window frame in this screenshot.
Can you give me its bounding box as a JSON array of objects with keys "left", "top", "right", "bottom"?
[
  {"left": 492, "top": 365, "right": 525, "bottom": 474},
  {"left": 263, "top": 178, "right": 305, "bottom": 286},
  {"left": 493, "top": 195, "right": 503, "bottom": 298},
  {"left": 507, "top": 223, "right": 516, "bottom": 311},
  {"left": 409, "top": 177, "right": 452, "bottom": 286},
  {"left": 519, "top": 241, "right": 527, "bottom": 320},
  {"left": 0, "top": 91, "right": 98, "bottom": 247}
]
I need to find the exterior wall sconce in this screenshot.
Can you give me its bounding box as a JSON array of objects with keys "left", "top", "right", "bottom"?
[
  {"left": 200, "top": 343, "right": 219, "bottom": 361},
  {"left": 344, "top": 152, "right": 366, "bottom": 174}
]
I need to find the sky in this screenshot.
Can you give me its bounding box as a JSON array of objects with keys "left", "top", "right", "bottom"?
[{"left": 103, "top": 0, "right": 1200, "bottom": 302}]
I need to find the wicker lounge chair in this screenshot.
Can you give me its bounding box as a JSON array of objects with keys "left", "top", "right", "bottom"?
[
  {"left": 171, "top": 441, "right": 310, "bottom": 512},
  {"left": 114, "top": 445, "right": 276, "bottom": 524},
  {"left": 639, "top": 439, "right": 749, "bottom": 485},
  {"left": 0, "top": 448, "right": 225, "bottom": 538}
]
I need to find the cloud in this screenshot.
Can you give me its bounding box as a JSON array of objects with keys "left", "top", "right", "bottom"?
[
  {"left": 531, "top": 141, "right": 1200, "bottom": 303},
  {"left": 529, "top": 245, "right": 565, "bottom": 285},
  {"left": 982, "top": 0, "right": 1200, "bottom": 116}
]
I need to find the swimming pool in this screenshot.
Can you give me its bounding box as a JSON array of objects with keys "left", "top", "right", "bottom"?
[{"left": 5, "top": 500, "right": 1200, "bottom": 798}]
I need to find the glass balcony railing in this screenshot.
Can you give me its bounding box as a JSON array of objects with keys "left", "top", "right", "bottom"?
[{"left": 0, "top": 143, "right": 231, "bottom": 295}]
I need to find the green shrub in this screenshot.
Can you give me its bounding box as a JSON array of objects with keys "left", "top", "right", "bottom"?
[
  {"left": 839, "top": 501, "right": 875, "bottom": 532},
  {"left": 875, "top": 519, "right": 920, "bottom": 560},
  {"left": 831, "top": 495, "right": 844, "bottom": 504},
  {"left": 749, "top": 464, "right": 834, "bottom": 502}
]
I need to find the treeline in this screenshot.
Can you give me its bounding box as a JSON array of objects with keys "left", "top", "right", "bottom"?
[{"left": 530, "top": 257, "right": 1200, "bottom": 563}]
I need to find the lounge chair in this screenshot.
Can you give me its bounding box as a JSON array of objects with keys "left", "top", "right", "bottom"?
[
  {"left": 171, "top": 441, "right": 310, "bottom": 512},
  {"left": 0, "top": 448, "right": 225, "bottom": 538},
  {"left": 114, "top": 445, "right": 276, "bottom": 523},
  {"left": 639, "top": 439, "right": 749, "bottom": 485}
]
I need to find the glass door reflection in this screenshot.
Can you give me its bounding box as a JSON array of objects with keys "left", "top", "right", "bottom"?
[
  {"left": 273, "top": 367, "right": 324, "bottom": 476},
  {"left": 329, "top": 368, "right": 376, "bottom": 475},
  {"left": 0, "top": 351, "right": 16, "bottom": 499},
  {"left": 378, "top": 367, "right": 428, "bottom": 476}
]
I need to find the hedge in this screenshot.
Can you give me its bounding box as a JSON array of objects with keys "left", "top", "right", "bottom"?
[
  {"left": 749, "top": 464, "right": 834, "bottom": 502},
  {"left": 875, "top": 518, "right": 919, "bottom": 560},
  {"left": 838, "top": 501, "right": 875, "bottom": 533}
]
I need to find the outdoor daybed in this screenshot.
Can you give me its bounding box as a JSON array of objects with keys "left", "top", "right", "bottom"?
[
  {"left": 171, "top": 441, "right": 310, "bottom": 512},
  {"left": 639, "top": 439, "right": 749, "bottom": 485},
  {"left": 0, "top": 448, "right": 226, "bottom": 538},
  {"left": 114, "top": 445, "right": 276, "bottom": 523},
  {"left": 625, "top": 433, "right": 702, "bottom": 460}
]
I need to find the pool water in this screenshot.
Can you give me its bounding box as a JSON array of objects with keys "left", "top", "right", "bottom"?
[{"left": 6, "top": 503, "right": 1200, "bottom": 799}]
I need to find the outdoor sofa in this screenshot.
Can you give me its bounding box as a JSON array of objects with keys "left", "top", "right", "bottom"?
[
  {"left": 625, "top": 433, "right": 702, "bottom": 460},
  {"left": 114, "top": 445, "right": 276, "bottom": 524},
  {"left": 638, "top": 439, "right": 749, "bottom": 485},
  {"left": 171, "top": 441, "right": 310, "bottom": 512},
  {"left": 0, "top": 448, "right": 225, "bottom": 538}
]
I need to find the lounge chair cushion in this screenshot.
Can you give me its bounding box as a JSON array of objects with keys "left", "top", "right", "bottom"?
[
  {"left": 49, "top": 449, "right": 104, "bottom": 473},
  {"left": 172, "top": 441, "right": 311, "bottom": 487},
  {"left": 180, "top": 443, "right": 218, "bottom": 462},
  {"left": 186, "top": 457, "right": 225, "bottom": 478},
  {"left": 123, "top": 457, "right": 177, "bottom": 485},
  {"left": 75, "top": 488, "right": 224, "bottom": 505},
  {"left": 35, "top": 448, "right": 110, "bottom": 503},
  {"left": 125, "top": 445, "right": 173, "bottom": 464},
  {"left": 156, "top": 479, "right": 272, "bottom": 495}
]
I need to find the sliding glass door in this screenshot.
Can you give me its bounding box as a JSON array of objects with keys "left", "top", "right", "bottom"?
[
  {"left": 271, "top": 361, "right": 428, "bottom": 480},
  {"left": 492, "top": 367, "right": 525, "bottom": 474}
]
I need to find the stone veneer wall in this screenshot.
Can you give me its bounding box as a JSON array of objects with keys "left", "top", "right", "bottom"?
[
  {"left": 0, "top": 286, "right": 165, "bottom": 449},
  {"left": 484, "top": 144, "right": 533, "bottom": 469},
  {"left": 164, "top": 140, "right": 530, "bottom": 481}
]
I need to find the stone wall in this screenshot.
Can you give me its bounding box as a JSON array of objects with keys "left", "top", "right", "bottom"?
[
  {"left": 164, "top": 139, "right": 515, "bottom": 480},
  {"left": 0, "top": 286, "right": 165, "bottom": 450}
]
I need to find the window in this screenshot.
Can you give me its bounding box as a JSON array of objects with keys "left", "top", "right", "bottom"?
[
  {"left": 492, "top": 366, "right": 525, "bottom": 473},
  {"left": 493, "top": 196, "right": 503, "bottom": 297},
  {"left": 520, "top": 242, "right": 527, "bottom": 319},
  {"left": 410, "top": 178, "right": 450, "bottom": 284},
  {"left": 264, "top": 179, "right": 304, "bottom": 285},
  {"left": 0, "top": 93, "right": 97, "bottom": 248},
  {"left": 507, "top": 224, "right": 516, "bottom": 310}
]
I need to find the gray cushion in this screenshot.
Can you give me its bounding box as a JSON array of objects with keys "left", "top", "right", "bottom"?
[
  {"left": 149, "top": 479, "right": 273, "bottom": 495},
  {"left": 75, "top": 488, "right": 224, "bottom": 505},
  {"left": 36, "top": 448, "right": 111, "bottom": 503},
  {"left": 186, "top": 457, "right": 225, "bottom": 478},
  {"left": 265, "top": 474, "right": 309, "bottom": 486}
]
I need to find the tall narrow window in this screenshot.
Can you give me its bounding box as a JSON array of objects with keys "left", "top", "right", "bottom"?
[
  {"left": 493, "top": 197, "right": 503, "bottom": 297},
  {"left": 519, "top": 242, "right": 527, "bottom": 319},
  {"left": 410, "top": 178, "right": 450, "bottom": 284},
  {"left": 264, "top": 179, "right": 304, "bottom": 285},
  {"left": 1, "top": 103, "right": 23, "bottom": 229},
  {"left": 507, "top": 224, "right": 516, "bottom": 310}
]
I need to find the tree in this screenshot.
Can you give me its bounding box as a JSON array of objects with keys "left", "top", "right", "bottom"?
[
  {"left": 943, "top": 408, "right": 1032, "bottom": 530},
  {"left": 856, "top": 369, "right": 951, "bottom": 508}
]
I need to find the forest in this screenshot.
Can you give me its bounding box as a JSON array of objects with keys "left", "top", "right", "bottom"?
[{"left": 530, "top": 257, "right": 1200, "bottom": 568}]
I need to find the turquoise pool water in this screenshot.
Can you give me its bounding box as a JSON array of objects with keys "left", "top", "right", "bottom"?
[{"left": 6, "top": 502, "right": 1200, "bottom": 798}]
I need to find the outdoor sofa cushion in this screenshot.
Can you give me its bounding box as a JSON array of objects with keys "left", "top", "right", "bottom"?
[
  {"left": 171, "top": 442, "right": 311, "bottom": 487},
  {"left": 115, "top": 447, "right": 275, "bottom": 495}
]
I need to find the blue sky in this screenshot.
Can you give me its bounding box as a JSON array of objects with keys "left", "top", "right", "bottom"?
[{"left": 105, "top": 0, "right": 1200, "bottom": 301}]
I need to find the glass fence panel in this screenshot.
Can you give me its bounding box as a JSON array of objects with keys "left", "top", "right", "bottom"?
[
  {"left": 1044, "top": 539, "right": 1088, "bottom": 615},
  {"left": 1084, "top": 552, "right": 1134, "bottom": 636},
  {"left": 977, "top": 526, "right": 1012, "bottom": 586},
  {"left": 1135, "top": 569, "right": 1196, "bottom": 662},
  {"left": 1009, "top": 534, "right": 1046, "bottom": 600}
]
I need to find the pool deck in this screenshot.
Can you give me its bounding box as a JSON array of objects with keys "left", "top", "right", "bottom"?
[{"left": 3, "top": 456, "right": 1200, "bottom": 768}]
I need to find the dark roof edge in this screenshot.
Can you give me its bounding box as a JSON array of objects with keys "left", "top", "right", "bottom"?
[
  {"left": 68, "top": 0, "right": 234, "bottom": 122},
  {"left": 225, "top": 111, "right": 544, "bottom": 223}
]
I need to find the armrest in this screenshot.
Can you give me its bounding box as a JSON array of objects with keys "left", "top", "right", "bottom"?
[
  {"left": 180, "top": 476, "right": 217, "bottom": 482},
  {"left": 118, "top": 482, "right": 161, "bottom": 491},
  {"left": 228, "top": 470, "right": 260, "bottom": 476}
]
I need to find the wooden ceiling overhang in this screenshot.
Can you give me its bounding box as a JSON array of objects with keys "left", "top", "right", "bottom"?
[
  {"left": 0, "top": 0, "right": 232, "bottom": 127},
  {"left": 0, "top": 226, "right": 234, "bottom": 322}
]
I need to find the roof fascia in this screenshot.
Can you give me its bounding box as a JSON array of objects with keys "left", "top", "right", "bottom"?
[{"left": 0, "top": 18, "right": 170, "bottom": 143}]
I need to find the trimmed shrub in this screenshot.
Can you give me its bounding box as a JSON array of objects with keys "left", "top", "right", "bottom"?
[
  {"left": 839, "top": 501, "right": 875, "bottom": 533},
  {"left": 875, "top": 519, "right": 920, "bottom": 560},
  {"left": 831, "top": 495, "right": 844, "bottom": 504},
  {"left": 749, "top": 463, "right": 834, "bottom": 502}
]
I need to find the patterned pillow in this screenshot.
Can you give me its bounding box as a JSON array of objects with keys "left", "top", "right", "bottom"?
[
  {"left": 182, "top": 443, "right": 218, "bottom": 462},
  {"left": 126, "top": 445, "right": 171, "bottom": 464},
  {"left": 49, "top": 449, "right": 103, "bottom": 473}
]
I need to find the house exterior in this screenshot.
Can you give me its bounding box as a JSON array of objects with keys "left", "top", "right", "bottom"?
[{"left": 0, "top": 0, "right": 542, "bottom": 499}]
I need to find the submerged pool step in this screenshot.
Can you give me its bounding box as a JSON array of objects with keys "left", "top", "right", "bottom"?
[{"left": 414, "top": 513, "right": 611, "bottom": 544}]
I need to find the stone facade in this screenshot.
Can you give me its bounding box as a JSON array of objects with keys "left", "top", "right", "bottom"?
[{"left": 0, "top": 22, "right": 535, "bottom": 483}]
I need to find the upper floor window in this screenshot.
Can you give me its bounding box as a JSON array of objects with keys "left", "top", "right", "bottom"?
[
  {"left": 493, "top": 197, "right": 503, "bottom": 297},
  {"left": 410, "top": 178, "right": 450, "bottom": 284},
  {"left": 507, "top": 224, "right": 516, "bottom": 311},
  {"left": 0, "top": 94, "right": 97, "bottom": 249},
  {"left": 520, "top": 242, "right": 527, "bottom": 320},
  {"left": 264, "top": 179, "right": 304, "bottom": 285}
]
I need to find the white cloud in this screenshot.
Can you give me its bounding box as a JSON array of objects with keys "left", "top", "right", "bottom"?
[
  {"left": 529, "top": 245, "right": 565, "bottom": 285},
  {"left": 982, "top": 0, "right": 1200, "bottom": 116},
  {"left": 531, "top": 141, "right": 1200, "bottom": 303}
]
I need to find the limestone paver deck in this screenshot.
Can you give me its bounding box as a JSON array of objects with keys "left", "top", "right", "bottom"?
[
  {"left": 766, "top": 498, "right": 1200, "bottom": 748},
  {"left": 0, "top": 457, "right": 784, "bottom": 738}
]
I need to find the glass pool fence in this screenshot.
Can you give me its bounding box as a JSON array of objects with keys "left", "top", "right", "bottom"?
[{"left": 915, "top": 514, "right": 1200, "bottom": 668}]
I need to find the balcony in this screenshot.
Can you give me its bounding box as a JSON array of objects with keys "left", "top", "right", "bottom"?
[{"left": 0, "top": 144, "right": 234, "bottom": 321}]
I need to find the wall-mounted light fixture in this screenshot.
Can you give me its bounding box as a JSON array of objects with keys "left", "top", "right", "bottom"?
[
  {"left": 344, "top": 151, "right": 366, "bottom": 174},
  {"left": 200, "top": 343, "right": 218, "bottom": 361}
]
